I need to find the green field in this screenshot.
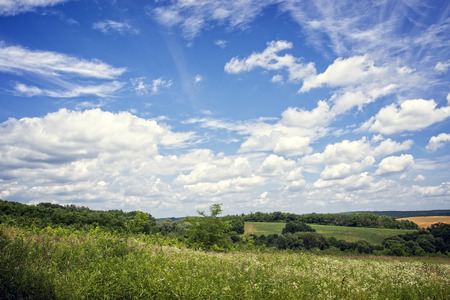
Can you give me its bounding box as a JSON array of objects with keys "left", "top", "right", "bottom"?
[
  {"left": 1, "top": 225, "right": 448, "bottom": 299},
  {"left": 244, "top": 222, "right": 417, "bottom": 245}
]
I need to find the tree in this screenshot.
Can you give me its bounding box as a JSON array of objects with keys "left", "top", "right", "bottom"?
[
  {"left": 282, "top": 221, "right": 315, "bottom": 234},
  {"left": 185, "top": 204, "right": 232, "bottom": 250}
]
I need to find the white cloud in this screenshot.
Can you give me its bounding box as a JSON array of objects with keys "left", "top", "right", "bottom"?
[
  {"left": 152, "top": 77, "right": 173, "bottom": 93},
  {"left": 300, "top": 55, "right": 387, "bottom": 92},
  {"left": 271, "top": 74, "right": 283, "bottom": 83},
  {"left": 281, "top": 100, "right": 332, "bottom": 128},
  {"left": 314, "top": 172, "right": 374, "bottom": 191},
  {"left": 302, "top": 136, "right": 412, "bottom": 166},
  {"left": 194, "top": 74, "right": 203, "bottom": 83},
  {"left": 93, "top": 20, "right": 139, "bottom": 35},
  {"left": 215, "top": 40, "right": 227, "bottom": 48},
  {"left": 0, "top": 44, "right": 125, "bottom": 79},
  {"left": 0, "top": 43, "right": 126, "bottom": 98},
  {"left": 0, "top": 109, "right": 199, "bottom": 213},
  {"left": 258, "top": 154, "right": 296, "bottom": 177},
  {"left": 435, "top": 60, "right": 450, "bottom": 73},
  {"left": 224, "top": 40, "right": 316, "bottom": 82},
  {"left": 375, "top": 154, "right": 414, "bottom": 175},
  {"left": 183, "top": 175, "right": 266, "bottom": 196},
  {"left": 14, "top": 81, "right": 124, "bottom": 98},
  {"left": 414, "top": 175, "right": 426, "bottom": 182},
  {"left": 426, "top": 133, "right": 450, "bottom": 152},
  {"left": 273, "top": 136, "right": 312, "bottom": 157},
  {"left": 413, "top": 182, "right": 450, "bottom": 197},
  {"left": 0, "top": 0, "right": 68, "bottom": 16},
  {"left": 131, "top": 77, "right": 173, "bottom": 95},
  {"left": 151, "top": 0, "right": 276, "bottom": 39},
  {"left": 174, "top": 156, "right": 251, "bottom": 185},
  {"left": 320, "top": 156, "right": 375, "bottom": 180},
  {"left": 362, "top": 99, "right": 450, "bottom": 135}
]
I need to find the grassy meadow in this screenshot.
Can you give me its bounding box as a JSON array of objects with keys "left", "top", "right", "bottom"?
[
  {"left": 244, "top": 222, "right": 417, "bottom": 245},
  {"left": 398, "top": 216, "right": 450, "bottom": 228},
  {"left": 1, "top": 224, "right": 449, "bottom": 299}
]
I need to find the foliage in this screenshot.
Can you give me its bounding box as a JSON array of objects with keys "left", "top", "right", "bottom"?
[
  {"left": 1, "top": 224, "right": 449, "bottom": 299},
  {"left": 242, "top": 211, "right": 419, "bottom": 229},
  {"left": 185, "top": 204, "right": 232, "bottom": 250},
  {"left": 282, "top": 221, "right": 315, "bottom": 234},
  {"left": 222, "top": 215, "right": 245, "bottom": 234},
  {"left": 0, "top": 199, "right": 157, "bottom": 234},
  {"left": 246, "top": 222, "right": 416, "bottom": 245},
  {"left": 381, "top": 224, "right": 450, "bottom": 256}
]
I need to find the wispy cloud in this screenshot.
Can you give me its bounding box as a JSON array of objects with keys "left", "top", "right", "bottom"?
[
  {"left": 93, "top": 20, "right": 139, "bottom": 35},
  {"left": 131, "top": 77, "right": 173, "bottom": 95},
  {"left": 225, "top": 40, "right": 316, "bottom": 83},
  {"left": 151, "top": 0, "right": 278, "bottom": 39},
  {"left": 0, "top": 0, "right": 69, "bottom": 16},
  {"left": 14, "top": 81, "right": 125, "bottom": 98},
  {"left": 0, "top": 43, "right": 125, "bottom": 79},
  {"left": 215, "top": 40, "right": 228, "bottom": 48},
  {"left": 0, "top": 43, "right": 126, "bottom": 98}
]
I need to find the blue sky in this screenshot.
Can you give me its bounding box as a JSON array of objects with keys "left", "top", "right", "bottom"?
[{"left": 0, "top": 0, "right": 449, "bottom": 217}]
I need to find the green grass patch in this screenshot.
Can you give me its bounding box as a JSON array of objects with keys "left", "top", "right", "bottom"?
[
  {"left": 244, "top": 222, "right": 417, "bottom": 245},
  {"left": 310, "top": 224, "right": 417, "bottom": 245},
  {"left": 1, "top": 225, "right": 449, "bottom": 299}
]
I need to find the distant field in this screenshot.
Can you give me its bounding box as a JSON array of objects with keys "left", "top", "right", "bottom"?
[
  {"left": 244, "top": 222, "right": 417, "bottom": 245},
  {"left": 397, "top": 216, "right": 450, "bottom": 228}
]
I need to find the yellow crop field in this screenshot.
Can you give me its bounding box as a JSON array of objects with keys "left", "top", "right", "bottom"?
[{"left": 397, "top": 216, "right": 450, "bottom": 228}]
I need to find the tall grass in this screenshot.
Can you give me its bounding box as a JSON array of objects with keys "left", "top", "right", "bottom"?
[{"left": 1, "top": 224, "right": 449, "bottom": 299}]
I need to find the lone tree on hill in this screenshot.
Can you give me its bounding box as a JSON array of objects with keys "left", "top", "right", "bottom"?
[
  {"left": 185, "top": 204, "right": 232, "bottom": 250},
  {"left": 282, "top": 221, "right": 315, "bottom": 234}
]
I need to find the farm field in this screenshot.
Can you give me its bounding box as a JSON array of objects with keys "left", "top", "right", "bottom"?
[
  {"left": 1, "top": 225, "right": 448, "bottom": 299},
  {"left": 397, "top": 216, "right": 450, "bottom": 228},
  {"left": 244, "top": 222, "right": 417, "bottom": 245}
]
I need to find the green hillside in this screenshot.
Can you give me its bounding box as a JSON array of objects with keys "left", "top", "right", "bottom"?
[{"left": 244, "top": 222, "right": 417, "bottom": 245}]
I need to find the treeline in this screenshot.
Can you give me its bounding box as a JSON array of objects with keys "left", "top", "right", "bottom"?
[
  {"left": 2, "top": 200, "right": 448, "bottom": 257},
  {"left": 243, "top": 220, "right": 450, "bottom": 256},
  {"left": 346, "top": 210, "right": 450, "bottom": 218},
  {"left": 239, "top": 211, "right": 419, "bottom": 229},
  {"left": 0, "top": 199, "right": 160, "bottom": 234}
]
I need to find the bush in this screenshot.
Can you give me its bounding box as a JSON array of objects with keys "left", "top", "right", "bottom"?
[{"left": 282, "top": 221, "right": 315, "bottom": 234}]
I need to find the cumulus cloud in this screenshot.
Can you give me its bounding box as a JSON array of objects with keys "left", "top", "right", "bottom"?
[
  {"left": 413, "top": 182, "right": 450, "bottom": 197},
  {"left": 0, "top": 109, "right": 199, "bottom": 212},
  {"left": 174, "top": 157, "right": 251, "bottom": 185},
  {"left": 0, "top": 0, "right": 69, "bottom": 16},
  {"left": 183, "top": 175, "right": 266, "bottom": 196},
  {"left": 93, "top": 20, "right": 139, "bottom": 35},
  {"left": 375, "top": 154, "right": 414, "bottom": 175},
  {"left": 426, "top": 133, "right": 450, "bottom": 152},
  {"left": 320, "top": 156, "right": 375, "bottom": 180},
  {"left": 362, "top": 99, "right": 450, "bottom": 135},
  {"left": 300, "top": 55, "right": 387, "bottom": 92},
  {"left": 314, "top": 172, "right": 374, "bottom": 191},
  {"left": 302, "top": 136, "right": 412, "bottom": 166},
  {"left": 225, "top": 40, "right": 316, "bottom": 82}
]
